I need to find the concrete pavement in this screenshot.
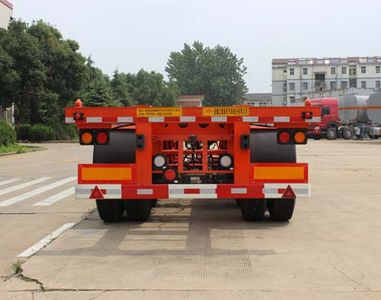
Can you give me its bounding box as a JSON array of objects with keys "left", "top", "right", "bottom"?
[{"left": 1, "top": 140, "right": 381, "bottom": 299}]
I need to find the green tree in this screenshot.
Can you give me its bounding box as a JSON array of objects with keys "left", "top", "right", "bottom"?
[
  {"left": 110, "top": 69, "right": 179, "bottom": 107},
  {"left": 166, "top": 41, "right": 248, "bottom": 106}
]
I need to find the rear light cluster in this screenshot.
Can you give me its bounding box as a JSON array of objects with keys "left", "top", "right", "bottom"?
[
  {"left": 80, "top": 130, "right": 110, "bottom": 145},
  {"left": 277, "top": 130, "right": 307, "bottom": 145}
]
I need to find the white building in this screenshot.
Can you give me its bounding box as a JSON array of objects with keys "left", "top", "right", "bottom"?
[
  {"left": 272, "top": 57, "right": 381, "bottom": 106},
  {"left": 0, "top": 0, "right": 12, "bottom": 29}
]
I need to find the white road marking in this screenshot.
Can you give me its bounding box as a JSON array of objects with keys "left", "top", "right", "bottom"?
[
  {"left": 33, "top": 187, "right": 75, "bottom": 206},
  {"left": 0, "top": 177, "right": 52, "bottom": 197},
  {"left": 0, "top": 177, "right": 76, "bottom": 207},
  {"left": 18, "top": 223, "right": 76, "bottom": 258},
  {"left": 0, "top": 177, "right": 22, "bottom": 187}
]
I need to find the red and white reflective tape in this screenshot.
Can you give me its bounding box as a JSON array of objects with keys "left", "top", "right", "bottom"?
[
  {"left": 76, "top": 184, "right": 121, "bottom": 199},
  {"left": 263, "top": 183, "right": 310, "bottom": 198},
  {"left": 66, "top": 116, "right": 311, "bottom": 125},
  {"left": 169, "top": 184, "right": 217, "bottom": 199}
]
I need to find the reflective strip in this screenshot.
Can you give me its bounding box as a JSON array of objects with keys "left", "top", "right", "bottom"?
[
  {"left": 148, "top": 117, "right": 164, "bottom": 123},
  {"left": 231, "top": 188, "right": 247, "bottom": 194},
  {"left": 263, "top": 183, "right": 310, "bottom": 198},
  {"left": 242, "top": 116, "right": 259, "bottom": 122},
  {"left": 76, "top": 184, "right": 122, "bottom": 199},
  {"left": 274, "top": 116, "right": 290, "bottom": 122},
  {"left": 81, "top": 167, "right": 132, "bottom": 181},
  {"left": 87, "top": 117, "right": 102, "bottom": 123},
  {"left": 117, "top": 117, "right": 134, "bottom": 123},
  {"left": 65, "top": 117, "right": 75, "bottom": 124},
  {"left": 211, "top": 116, "right": 227, "bottom": 122},
  {"left": 180, "top": 116, "right": 196, "bottom": 122},
  {"left": 254, "top": 166, "right": 305, "bottom": 181},
  {"left": 169, "top": 184, "right": 217, "bottom": 199},
  {"left": 137, "top": 189, "right": 153, "bottom": 195},
  {"left": 306, "top": 117, "right": 321, "bottom": 123}
]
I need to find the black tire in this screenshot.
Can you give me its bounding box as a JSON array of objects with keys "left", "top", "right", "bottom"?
[
  {"left": 235, "top": 199, "right": 241, "bottom": 207},
  {"left": 250, "top": 130, "right": 296, "bottom": 163},
  {"left": 240, "top": 199, "right": 266, "bottom": 221},
  {"left": 151, "top": 199, "right": 158, "bottom": 207},
  {"left": 126, "top": 200, "right": 152, "bottom": 222},
  {"left": 342, "top": 128, "right": 353, "bottom": 140},
  {"left": 94, "top": 130, "right": 141, "bottom": 223},
  {"left": 268, "top": 199, "right": 295, "bottom": 221},
  {"left": 93, "top": 130, "right": 136, "bottom": 163},
  {"left": 250, "top": 130, "right": 296, "bottom": 221},
  {"left": 96, "top": 199, "right": 124, "bottom": 222},
  {"left": 326, "top": 128, "right": 338, "bottom": 140}
]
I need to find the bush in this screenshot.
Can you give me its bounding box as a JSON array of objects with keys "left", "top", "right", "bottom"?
[
  {"left": 29, "top": 124, "right": 56, "bottom": 142},
  {"left": 16, "top": 124, "right": 31, "bottom": 141},
  {"left": 48, "top": 123, "right": 78, "bottom": 140},
  {"left": 0, "top": 121, "right": 17, "bottom": 146}
]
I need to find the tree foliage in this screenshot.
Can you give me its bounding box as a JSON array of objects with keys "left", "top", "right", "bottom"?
[{"left": 166, "top": 41, "right": 248, "bottom": 106}]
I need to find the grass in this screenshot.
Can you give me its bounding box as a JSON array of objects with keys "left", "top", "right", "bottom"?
[{"left": 0, "top": 144, "right": 45, "bottom": 155}]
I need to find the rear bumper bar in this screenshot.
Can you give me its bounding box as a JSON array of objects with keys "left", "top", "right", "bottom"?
[{"left": 76, "top": 183, "right": 310, "bottom": 200}]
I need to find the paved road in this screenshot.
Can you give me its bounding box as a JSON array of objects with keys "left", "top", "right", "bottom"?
[{"left": 1, "top": 141, "right": 381, "bottom": 299}]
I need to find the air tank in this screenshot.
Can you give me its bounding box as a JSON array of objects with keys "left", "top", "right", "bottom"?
[
  {"left": 367, "top": 91, "right": 381, "bottom": 123},
  {"left": 338, "top": 95, "right": 370, "bottom": 123}
]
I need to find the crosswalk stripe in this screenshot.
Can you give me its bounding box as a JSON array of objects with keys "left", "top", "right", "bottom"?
[
  {"left": 0, "top": 178, "right": 22, "bottom": 187},
  {"left": 0, "top": 177, "right": 52, "bottom": 197},
  {"left": 33, "top": 187, "right": 75, "bottom": 207},
  {"left": 0, "top": 177, "right": 77, "bottom": 207}
]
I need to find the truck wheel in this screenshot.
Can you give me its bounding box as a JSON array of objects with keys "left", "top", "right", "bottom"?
[
  {"left": 126, "top": 200, "right": 152, "bottom": 222},
  {"left": 235, "top": 199, "right": 241, "bottom": 207},
  {"left": 240, "top": 199, "right": 266, "bottom": 221},
  {"left": 326, "top": 128, "right": 338, "bottom": 140},
  {"left": 151, "top": 199, "right": 158, "bottom": 207},
  {"left": 250, "top": 130, "right": 296, "bottom": 221},
  {"left": 342, "top": 128, "right": 353, "bottom": 140},
  {"left": 267, "top": 199, "right": 295, "bottom": 221},
  {"left": 96, "top": 199, "right": 124, "bottom": 222}
]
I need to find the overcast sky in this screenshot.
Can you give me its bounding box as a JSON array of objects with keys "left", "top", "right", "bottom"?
[{"left": 13, "top": 0, "right": 381, "bottom": 92}]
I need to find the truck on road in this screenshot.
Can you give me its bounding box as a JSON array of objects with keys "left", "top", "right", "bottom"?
[
  {"left": 308, "top": 92, "right": 381, "bottom": 140},
  {"left": 65, "top": 100, "right": 320, "bottom": 222}
]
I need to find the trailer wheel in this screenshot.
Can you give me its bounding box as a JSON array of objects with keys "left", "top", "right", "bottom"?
[
  {"left": 240, "top": 199, "right": 266, "bottom": 221},
  {"left": 250, "top": 130, "right": 296, "bottom": 221},
  {"left": 326, "top": 128, "right": 338, "bottom": 140},
  {"left": 126, "top": 200, "right": 152, "bottom": 222},
  {"left": 267, "top": 199, "right": 295, "bottom": 221},
  {"left": 235, "top": 199, "right": 241, "bottom": 207},
  {"left": 96, "top": 199, "right": 124, "bottom": 222},
  {"left": 151, "top": 199, "right": 158, "bottom": 207},
  {"left": 342, "top": 128, "right": 353, "bottom": 140}
]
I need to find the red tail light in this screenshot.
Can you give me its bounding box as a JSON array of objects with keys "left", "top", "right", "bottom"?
[
  {"left": 163, "top": 169, "right": 177, "bottom": 182},
  {"left": 96, "top": 131, "right": 109, "bottom": 145},
  {"left": 278, "top": 131, "right": 291, "bottom": 144}
]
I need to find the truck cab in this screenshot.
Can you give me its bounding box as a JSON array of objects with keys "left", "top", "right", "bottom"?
[{"left": 308, "top": 98, "right": 340, "bottom": 138}]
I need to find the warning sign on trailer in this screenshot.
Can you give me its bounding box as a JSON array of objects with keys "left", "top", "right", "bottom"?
[
  {"left": 202, "top": 106, "right": 249, "bottom": 116},
  {"left": 136, "top": 107, "right": 182, "bottom": 117}
]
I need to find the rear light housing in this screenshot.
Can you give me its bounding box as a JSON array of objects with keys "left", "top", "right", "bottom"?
[
  {"left": 80, "top": 130, "right": 110, "bottom": 145},
  {"left": 278, "top": 130, "right": 307, "bottom": 145}
]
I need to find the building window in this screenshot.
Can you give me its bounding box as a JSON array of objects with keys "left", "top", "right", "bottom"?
[
  {"left": 376, "top": 81, "right": 380, "bottom": 88},
  {"left": 361, "top": 66, "right": 366, "bottom": 74},
  {"left": 303, "top": 82, "right": 308, "bottom": 90},
  {"left": 283, "top": 83, "right": 287, "bottom": 92},
  {"left": 289, "top": 96, "right": 295, "bottom": 103},
  {"left": 349, "top": 79, "right": 357, "bottom": 88},
  {"left": 349, "top": 68, "right": 357, "bottom": 76},
  {"left": 259, "top": 102, "right": 267, "bottom": 107},
  {"left": 361, "top": 81, "right": 366, "bottom": 88},
  {"left": 331, "top": 67, "right": 336, "bottom": 75},
  {"left": 290, "top": 68, "right": 295, "bottom": 75},
  {"left": 303, "top": 68, "right": 308, "bottom": 75},
  {"left": 330, "top": 81, "right": 337, "bottom": 90},
  {"left": 341, "top": 81, "right": 348, "bottom": 89},
  {"left": 342, "top": 67, "right": 347, "bottom": 75},
  {"left": 289, "top": 83, "right": 295, "bottom": 91},
  {"left": 376, "top": 66, "right": 380, "bottom": 73}
]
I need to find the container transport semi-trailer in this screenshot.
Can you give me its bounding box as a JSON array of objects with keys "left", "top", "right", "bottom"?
[{"left": 65, "top": 99, "right": 320, "bottom": 222}]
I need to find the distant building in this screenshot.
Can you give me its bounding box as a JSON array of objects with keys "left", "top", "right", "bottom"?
[
  {"left": 176, "top": 95, "right": 204, "bottom": 107},
  {"left": 0, "top": 0, "right": 12, "bottom": 29},
  {"left": 272, "top": 56, "right": 381, "bottom": 106},
  {"left": 242, "top": 93, "right": 272, "bottom": 107}
]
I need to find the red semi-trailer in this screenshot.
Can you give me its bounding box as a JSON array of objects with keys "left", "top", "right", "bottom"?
[{"left": 65, "top": 100, "right": 320, "bottom": 222}]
